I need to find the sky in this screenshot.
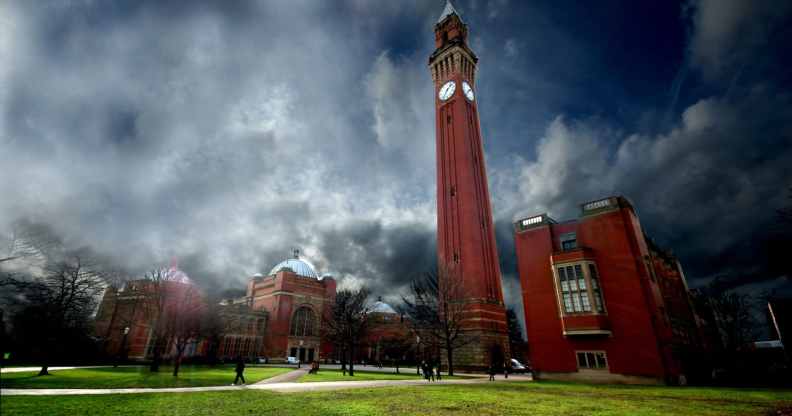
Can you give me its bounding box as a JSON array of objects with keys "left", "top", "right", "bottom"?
[{"left": 1, "top": 0, "right": 791, "bottom": 328}]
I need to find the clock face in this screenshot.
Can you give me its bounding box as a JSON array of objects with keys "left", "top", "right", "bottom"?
[
  {"left": 438, "top": 81, "right": 456, "bottom": 101},
  {"left": 462, "top": 81, "right": 474, "bottom": 101}
]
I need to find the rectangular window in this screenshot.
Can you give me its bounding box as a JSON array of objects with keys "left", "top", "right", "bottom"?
[
  {"left": 556, "top": 262, "right": 605, "bottom": 315},
  {"left": 560, "top": 232, "right": 577, "bottom": 251},
  {"left": 576, "top": 351, "right": 608, "bottom": 369}
]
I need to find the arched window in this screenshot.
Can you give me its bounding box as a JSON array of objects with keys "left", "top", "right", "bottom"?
[{"left": 290, "top": 307, "right": 316, "bottom": 337}]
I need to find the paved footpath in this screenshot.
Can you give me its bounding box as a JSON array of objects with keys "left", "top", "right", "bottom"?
[
  {"left": 1, "top": 374, "right": 532, "bottom": 396},
  {"left": 1, "top": 366, "right": 142, "bottom": 374}
]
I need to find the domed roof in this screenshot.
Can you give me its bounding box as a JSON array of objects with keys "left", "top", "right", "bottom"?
[
  {"left": 370, "top": 298, "right": 397, "bottom": 314},
  {"left": 269, "top": 258, "right": 319, "bottom": 279}
]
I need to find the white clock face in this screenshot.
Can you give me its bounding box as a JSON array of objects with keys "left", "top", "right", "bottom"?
[
  {"left": 438, "top": 81, "right": 456, "bottom": 101},
  {"left": 462, "top": 81, "right": 474, "bottom": 101}
]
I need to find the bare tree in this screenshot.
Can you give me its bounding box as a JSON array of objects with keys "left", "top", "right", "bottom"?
[
  {"left": 323, "top": 287, "right": 369, "bottom": 376},
  {"left": 8, "top": 254, "right": 106, "bottom": 375},
  {"left": 141, "top": 269, "right": 172, "bottom": 373},
  {"left": 402, "top": 266, "right": 475, "bottom": 376},
  {"left": 380, "top": 336, "right": 413, "bottom": 374},
  {"left": 167, "top": 284, "right": 204, "bottom": 377}
]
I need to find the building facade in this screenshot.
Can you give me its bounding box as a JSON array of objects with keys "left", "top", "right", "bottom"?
[
  {"left": 514, "top": 196, "right": 702, "bottom": 384},
  {"left": 94, "top": 266, "right": 206, "bottom": 361},
  {"left": 430, "top": 0, "right": 510, "bottom": 370},
  {"left": 246, "top": 255, "right": 336, "bottom": 363}
]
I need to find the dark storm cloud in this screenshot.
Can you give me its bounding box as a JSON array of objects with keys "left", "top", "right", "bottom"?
[{"left": 1, "top": 0, "right": 790, "bottom": 319}]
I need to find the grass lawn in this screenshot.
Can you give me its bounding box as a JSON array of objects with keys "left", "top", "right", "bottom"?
[
  {"left": 1, "top": 381, "right": 790, "bottom": 415},
  {"left": 298, "top": 368, "right": 468, "bottom": 382},
  {"left": 0, "top": 365, "right": 293, "bottom": 389}
]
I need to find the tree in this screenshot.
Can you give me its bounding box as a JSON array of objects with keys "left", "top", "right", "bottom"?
[
  {"left": 323, "top": 287, "right": 369, "bottom": 376},
  {"left": 506, "top": 308, "right": 527, "bottom": 361},
  {"left": 167, "top": 284, "right": 204, "bottom": 377},
  {"left": 402, "top": 266, "right": 475, "bottom": 376},
  {"left": 709, "top": 291, "right": 757, "bottom": 353},
  {"left": 8, "top": 253, "right": 106, "bottom": 375},
  {"left": 380, "top": 336, "right": 413, "bottom": 374}
]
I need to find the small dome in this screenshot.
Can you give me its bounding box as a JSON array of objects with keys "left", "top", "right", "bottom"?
[
  {"left": 370, "top": 298, "right": 397, "bottom": 314},
  {"left": 253, "top": 272, "right": 264, "bottom": 278},
  {"left": 164, "top": 266, "right": 191, "bottom": 284},
  {"left": 269, "top": 258, "right": 319, "bottom": 279}
]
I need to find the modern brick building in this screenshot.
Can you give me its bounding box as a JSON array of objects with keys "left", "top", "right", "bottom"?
[
  {"left": 430, "top": 0, "right": 510, "bottom": 370},
  {"left": 514, "top": 196, "right": 703, "bottom": 384}
]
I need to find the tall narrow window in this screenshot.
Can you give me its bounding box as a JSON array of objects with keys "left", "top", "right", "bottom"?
[
  {"left": 559, "top": 267, "right": 573, "bottom": 313},
  {"left": 588, "top": 264, "right": 605, "bottom": 313}
]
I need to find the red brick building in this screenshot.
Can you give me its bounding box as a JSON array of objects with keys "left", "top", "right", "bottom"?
[
  {"left": 356, "top": 298, "right": 415, "bottom": 365},
  {"left": 430, "top": 0, "right": 510, "bottom": 369},
  {"left": 246, "top": 255, "right": 336, "bottom": 363},
  {"left": 95, "top": 266, "right": 207, "bottom": 361},
  {"left": 514, "top": 196, "right": 702, "bottom": 384}
]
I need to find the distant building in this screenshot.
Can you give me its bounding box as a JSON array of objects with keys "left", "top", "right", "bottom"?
[
  {"left": 246, "top": 253, "right": 336, "bottom": 363},
  {"left": 94, "top": 265, "right": 205, "bottom": 361},
  {"left": 356, "top": 297, "right": 414, "bottom": 365},
  {"left": 213, "top": 298, "right": 268, "bottom": 361},
  {"left": 514, "top": 196, "right": 704, "bottom": 384}
]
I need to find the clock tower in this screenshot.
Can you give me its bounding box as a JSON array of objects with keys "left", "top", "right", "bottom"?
[{"left": 429, "top": 1, "right": 510, "bottom": 370}]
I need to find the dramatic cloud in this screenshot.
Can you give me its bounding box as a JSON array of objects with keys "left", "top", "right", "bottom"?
[{"left": 1, "top": 0, "right": 790, "bottom": 321}]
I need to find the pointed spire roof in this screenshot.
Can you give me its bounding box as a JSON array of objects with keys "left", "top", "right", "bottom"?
[{"left": 437, "top": 0, "right": 463, "bottom": 24}]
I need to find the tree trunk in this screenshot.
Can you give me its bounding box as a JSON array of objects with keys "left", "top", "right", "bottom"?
[
  {"left": 348, "top": 344, "right": 355, "bottom": 376},
  {"left": 395, "top": 360, "right": 399, "bottom": 374},
  {"left": 172, "top": 350, "right": 182, "bottom": 377},
  {"left": 150, "top": 345, "right": 161, "bottom": 372},
  {"left": 37, "top": 365, "right": 50, "bottom": 376},
  {"left": 446, "top": 345, "right": 454, "bottom": 376}
]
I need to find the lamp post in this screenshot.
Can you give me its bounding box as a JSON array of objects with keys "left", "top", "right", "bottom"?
[{"left": 416, "top": 335, "right": 421, "bottom": 375}]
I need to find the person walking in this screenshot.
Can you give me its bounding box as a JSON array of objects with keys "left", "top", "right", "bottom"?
[
  {"left": 233, "top": 356, "right": 246, "bottom": 386},
  {"left": 421, "top": 361, "right": 430, "bottom": 382},
  {"left": 504, "top": 360, "right": 510, "bottom": 379},
  {"left": 488, "top": 364, "right": 496, "bottom": 381},
  {"left": 435, "top": 363, "right": 442, "bottom": 381}
]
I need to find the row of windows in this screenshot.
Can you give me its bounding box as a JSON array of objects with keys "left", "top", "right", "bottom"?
[
  {"left": 222, "top": 336, "right": 261, "bottom": 358},
  {"left": 557, "top": 263, "right": 605, "bottom": 314},
  {"left": 577, "top": 351, "right": 608, "bottom": 370}
]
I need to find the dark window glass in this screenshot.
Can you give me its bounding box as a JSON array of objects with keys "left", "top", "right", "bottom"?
[{"left": 577, "top": 352, "right": 587, "bottom": 368}]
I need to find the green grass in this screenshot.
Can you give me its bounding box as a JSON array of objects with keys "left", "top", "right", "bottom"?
[
  {"left": 298, "top": 368, "right": 468, "bottom": 382},
  {"left": 0, "top": 365, "right": 293, "bottom": 389},
  {"left": 1, "top": 381, "right": 790, "bottom": 415}
]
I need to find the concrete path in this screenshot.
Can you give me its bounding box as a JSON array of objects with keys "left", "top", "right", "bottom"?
[
  {"left": 1, "top": 374, "right": 532, "bottom": 396},
  {"left": 252, "top": 368, "right": 308, "bottom": 385},
  {"left": 1, "top": 365, "right": 142, "bottom": 374}
]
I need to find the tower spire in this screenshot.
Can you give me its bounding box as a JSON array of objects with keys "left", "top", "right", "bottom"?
[{"left": 437, "top": 0, "right": 463, "bottom": 24}]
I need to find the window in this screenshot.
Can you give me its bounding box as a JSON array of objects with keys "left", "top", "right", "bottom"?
[
  {"left": 560, "top": 232, "right": 577, "bottom": 251},
  {"left": 555, "top": 262, "right": 605, "bottom": 314},
  {"left": 587, "top": 264, "right": 605, "bottom": 313},
  {"left": 577, "top": 351, "right": 608, "bottom": 370},
  {"left": 290, "top": 307, "right": 316, "bottom": 337}
]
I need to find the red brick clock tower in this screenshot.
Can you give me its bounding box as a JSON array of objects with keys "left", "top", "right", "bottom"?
[{"left": 429, "top": 1, "right": 510, "bottom": 370}]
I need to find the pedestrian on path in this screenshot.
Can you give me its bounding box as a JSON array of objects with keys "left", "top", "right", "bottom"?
[
  {"left": 504, "top": 360, "right": 509, "bottom": 379},
  {"left": 488, "top": 364, "right": 496, "bottom": 381},
  {"left": 435, "top": 363, "right": 442, "bottom": 381},
  {"left": 233, "top": 356, "right": 246, "bottom": 385}
]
